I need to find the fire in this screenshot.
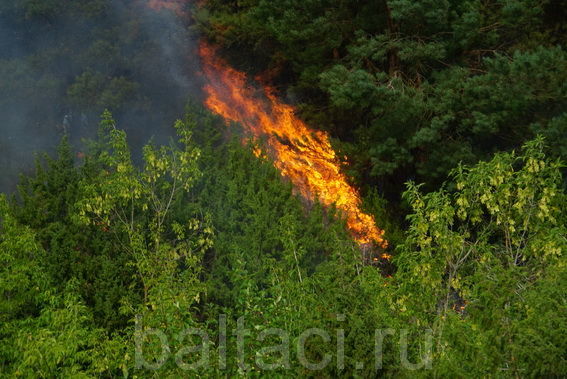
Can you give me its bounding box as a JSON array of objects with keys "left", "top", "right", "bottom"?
[{"left": 199, "top": 43, "right": 387, "bottom": 248}]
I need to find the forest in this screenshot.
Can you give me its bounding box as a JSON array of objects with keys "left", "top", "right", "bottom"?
[{"left": 0, "top": 0, "right": 565, "bottom": 377}]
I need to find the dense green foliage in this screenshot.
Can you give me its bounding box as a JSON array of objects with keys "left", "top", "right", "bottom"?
[
  {"left": 1, "top": 0, "right": 566, "bottom": 377},
  {"left": 1, "top": 111, "right": 565, "bottom": 376}
]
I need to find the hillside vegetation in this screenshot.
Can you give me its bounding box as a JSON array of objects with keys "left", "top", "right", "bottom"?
[{"left": 0, "top": 0, "right": 565, "bottom": 376}]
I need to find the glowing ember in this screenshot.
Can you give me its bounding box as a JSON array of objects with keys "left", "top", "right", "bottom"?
[{"left": 199, "top": 43, "right": 387, "bottom": 248}]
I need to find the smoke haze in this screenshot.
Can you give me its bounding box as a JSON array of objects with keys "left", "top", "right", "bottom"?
[{"left": 0, "top": 0, "right": 202, "bottom": 192}]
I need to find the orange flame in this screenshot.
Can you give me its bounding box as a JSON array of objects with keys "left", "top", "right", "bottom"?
[{"left": 199, "top": 43, "right": 387, "bottom": 248}]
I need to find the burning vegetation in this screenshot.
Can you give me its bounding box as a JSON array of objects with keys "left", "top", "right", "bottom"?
[
  {"left": 1, "top": 0, "right": 565, "bottom": 376},
  {"left": 199, "top": 43, "right": 388, "bottom": 250}
]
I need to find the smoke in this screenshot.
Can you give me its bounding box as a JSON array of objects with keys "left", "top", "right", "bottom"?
[{"left": 0, "top": 0, "right": 203, "bottom": 192}]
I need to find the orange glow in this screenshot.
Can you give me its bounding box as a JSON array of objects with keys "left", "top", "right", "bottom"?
[
  {"left": 147, "top": 0, "right": 184, "bottom": 12},
  {"left": 252, "top": 146, "right": 266, "bottom": 160},
  {"left": 199, "top": 43, "right": 387, "bottom": 248}
]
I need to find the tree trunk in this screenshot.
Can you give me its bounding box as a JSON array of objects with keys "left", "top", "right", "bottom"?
[{"left": 385, "top": 1, "right": 400, "bottom": 77}]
